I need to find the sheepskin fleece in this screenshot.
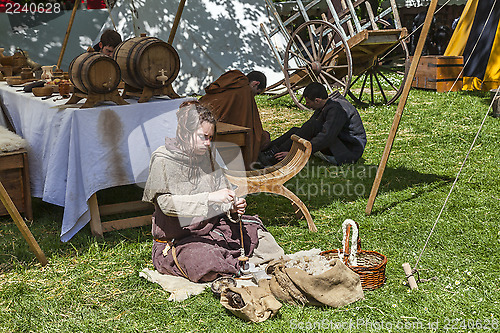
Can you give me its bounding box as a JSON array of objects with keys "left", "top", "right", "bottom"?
[{"left": 0, "top": 126, "right": 27, "bottom": 152}]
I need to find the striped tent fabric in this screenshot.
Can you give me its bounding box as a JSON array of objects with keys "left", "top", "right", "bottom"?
[{"left": 444, "top": 0, "right": 500, "bottom": 91}]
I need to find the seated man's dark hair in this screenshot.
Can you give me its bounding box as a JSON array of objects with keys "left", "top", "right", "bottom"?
[
  {"left": 100, "top": 29, "right": 122, "bottom": 48},
  {"left": 246, "top": 71, "right": 267, "bottom": 91},
  {"left": 303, "top": 82, "right": 328, "bottom": 100}
]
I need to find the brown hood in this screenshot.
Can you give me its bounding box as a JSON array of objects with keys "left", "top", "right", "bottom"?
[
  {"left": 199, "top": 70, "right": 266, "bottom": 170},
  {"left": 204, "top": 70, "right": 249, "bottom": 94}
]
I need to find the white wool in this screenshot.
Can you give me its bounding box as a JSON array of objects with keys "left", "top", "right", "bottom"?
[
  {"left": 139, "top": 268, "right": 209, "bottom": 302},
  {"left": 0, "top": 126, "right": 27, "bottom": 152},
  {"left": 341, "top": 219, "right": 358, "bottom": 266},
  {"left": 285, "top": 249, "right": 333, "bottom": 276}
]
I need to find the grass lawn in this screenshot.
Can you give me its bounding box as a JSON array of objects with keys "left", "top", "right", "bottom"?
[{"left": 1, "top": 89, "right": 499, "bottom": 332}]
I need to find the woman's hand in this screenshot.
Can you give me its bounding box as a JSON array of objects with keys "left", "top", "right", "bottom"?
[
  {"left": 208, "top": 188, "right": 236, "bottom": 204},
  {"left": 230, "top": 197, "right": 247, "bottom": 215}
]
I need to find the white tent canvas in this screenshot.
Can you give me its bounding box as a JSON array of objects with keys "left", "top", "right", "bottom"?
[
  {"left": 97, "top": 0, "right": 282, "bottom": 95},
  {"left": 1, "top": 1, "right": 283, "bottom": 96},
  {"left": 0, "top": 8, "right": 110, "bottom": 70}
]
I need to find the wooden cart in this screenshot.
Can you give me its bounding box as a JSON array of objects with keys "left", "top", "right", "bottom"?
[{"left": 261, "top": 0, "right": 409, "bottom": 109}]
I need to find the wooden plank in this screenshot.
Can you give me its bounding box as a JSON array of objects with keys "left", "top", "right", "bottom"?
[
  {"left": 344, "top": 0, "right": 362, "bottom": 33},
  {"left": 101, "top": 215, "right": 152, "bottom": 233},
  {"left": 0, "top": 169, "right": 24, "bottom": 216},
  {"left": 267, "top": 0, "right": 322, "bottom": 37},
  {"left": 388, "top": 0, "right": 402, "bottom": 29},
  {"left": 0, "top": 149, "right": 30, "bottom": 218},
  {"left": 21, "top": 152, "right": 32, "bottom": 221},
  {"left": 337, "top": 0, "right": 369, "bottom": 19},
  {"left": 216, "top": 122, "right": 249, "bottom": 134},
  {"left": 215, "top": 133, "right": 246, "bottom": 147},
  {"left": 88, "top": 193, "right": 103, "bottom": 238},
  {"left": 365, "top": 0, "right": 440, "bottom": 215},
  {"left": 0, "top": 180, "right": 47, "bottom": 266},
  {"left": 365, "top": 1, "right": 377, "bottom": 30},
  {"left": 360, "top": 34, "right": 399, "bottom": 45},
  {"left": 348, "top": 30, "right": 369, "bottom": 48},
  {"left": 215, "top": 122, "right": 248, "bottom": 147},
  {"left": 340, "top": 0, "right": 355, "bottom": 36},
  {"left": 0, "top": 153, "right": 24, "bottom": 171},
  {"left": 98, "top": 200, "right": 152, "bottom": 216},
  {"left": 324, "top": 0, "right": 348, "bottom": 40}
]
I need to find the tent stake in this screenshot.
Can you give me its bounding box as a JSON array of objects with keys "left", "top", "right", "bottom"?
[
  {"left": 56, "top": 0, "right": 79, "bottom": 69},
  {"left": 365, "top": 0, "right": 439, "bottom": 215},
  {"left": 402, "top": 262, "right": 418, "bottom": 290}
]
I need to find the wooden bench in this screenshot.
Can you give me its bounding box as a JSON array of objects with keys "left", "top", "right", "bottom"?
[
  {"left": 0, "top": 149, "right": 32, "bottom": 220},
  {"left": 223, "top": 135, "right": 317, "bottom": 232}
]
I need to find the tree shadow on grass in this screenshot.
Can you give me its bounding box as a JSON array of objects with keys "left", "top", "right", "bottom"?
[
  {"left": 0, "top": 185, "right": 153, "bottom": 271},
  {"left": 247, "top": 158, "right": 453, "bottom": 228},
  {"left": 0, "top": 160, "right": 452, "bottom": 269}
]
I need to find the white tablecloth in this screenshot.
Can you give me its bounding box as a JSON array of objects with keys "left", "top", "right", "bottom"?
[{"left": 0, "top": 82, "right": 189, "bottom": 241}]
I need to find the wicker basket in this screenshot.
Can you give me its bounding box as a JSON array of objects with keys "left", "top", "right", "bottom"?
[{"left": 321, "top": 219, "right": 387, "bottom": 290}]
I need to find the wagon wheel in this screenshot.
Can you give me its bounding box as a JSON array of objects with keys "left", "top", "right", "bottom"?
[
  {"left": 347, "top": 21, "right": 410, "bottom": 106},
  {"left": 284, "top": 20, "right": 352, "bottom": 111}
]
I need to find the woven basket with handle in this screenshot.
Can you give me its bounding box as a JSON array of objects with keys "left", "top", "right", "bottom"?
[{"left": 321, "top": 219, "right": 387, "bottom": 290}]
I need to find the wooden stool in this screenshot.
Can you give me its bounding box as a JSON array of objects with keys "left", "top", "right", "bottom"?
[
  {"left": 223, "top": 135, "right": 317, "bottom": 232},
  {"left": 0, "top": 148, "right": 32, "bottom": 220}
]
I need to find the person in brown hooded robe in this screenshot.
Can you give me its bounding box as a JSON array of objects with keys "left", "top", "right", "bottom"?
[{"left": 199, "top": 70, "right": 270, "bottom": 170}]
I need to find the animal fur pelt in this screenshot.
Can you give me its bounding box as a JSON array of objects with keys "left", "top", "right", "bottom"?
[{"left": 0, "top": 126, "right": 27, "bottom": 152}]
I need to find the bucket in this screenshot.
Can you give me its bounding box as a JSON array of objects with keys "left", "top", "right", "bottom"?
[
  {"left": 69, "top": 52, "right": 121, "bottom": 94},
  {"left": 113, "top": 36, "right": 180, "bottom": 89}
]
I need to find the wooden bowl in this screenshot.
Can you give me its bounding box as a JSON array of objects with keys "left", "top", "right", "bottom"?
[
  {"left": 45, "top": 81, "right": 74, "bottom": 93},
  {"left": 5, "top": 76, "right": 22, "bottom": 86},
  {"left": 32, "top": 86, "right": 53, "bottom": 97}
]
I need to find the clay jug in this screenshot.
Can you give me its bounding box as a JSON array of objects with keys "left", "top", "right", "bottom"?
[{"left": 41, "top": 65, "right": 56, "bottom": 80}]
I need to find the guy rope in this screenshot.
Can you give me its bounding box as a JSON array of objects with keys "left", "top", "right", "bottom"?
[
  {"left": 402, "top": 0, "right": 499, "bottom": 289},
  {"left": 404, "top": 88, "right": 499, "bottom": 290}
]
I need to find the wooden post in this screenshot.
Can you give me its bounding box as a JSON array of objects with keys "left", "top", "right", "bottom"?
[
  {"left": 402, "top": 262, "right": 418, "bottom": 290},
  {"left": 365, "top": 0, "right": 439, "bottom": 215},
  {"left": 0, "top": 180, "right": 48, "bottom": 266},
  {"left": 88, "top": 193, "right": 103, "bottom": 238},
  {"left": 56, "top": 0, "right": 79, "bottom": 69},
  {"left": 168, "top": 0, "right": 187, "bottom": 45}
]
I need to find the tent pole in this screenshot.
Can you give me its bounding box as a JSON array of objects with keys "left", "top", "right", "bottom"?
[
  {"left": 168, "top": 0, "right": 187, "bottom": 45},
  {"left": 365, "top": 0, "right": 439, "bottom": 215},
  {"left": 57, "top": 0, "right": 79, "bottom": 69}
]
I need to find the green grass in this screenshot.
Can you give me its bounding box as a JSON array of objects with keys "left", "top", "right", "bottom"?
[{"left": 1, "top": 89, "right": 500, "bottom": 332}]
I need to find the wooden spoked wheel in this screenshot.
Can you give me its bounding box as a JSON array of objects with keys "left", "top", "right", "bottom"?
[
  {"left": 347, "top": 22, "right": 410, "bottom": 106},
  {"left": 284, "top": 20, "right": 352, "bottom": 110}
]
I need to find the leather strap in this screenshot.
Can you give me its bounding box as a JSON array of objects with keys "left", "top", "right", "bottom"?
[
  {"left": 155, "top": 239, "right": 189, "bottom": 279},
  {"left": 170, "top": 242, "right": 189, "bottom": 280}
]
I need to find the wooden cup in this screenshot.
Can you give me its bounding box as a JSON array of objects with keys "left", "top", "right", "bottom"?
[{"left": 58, "top": 82, "right": 71, "bottom": 97}]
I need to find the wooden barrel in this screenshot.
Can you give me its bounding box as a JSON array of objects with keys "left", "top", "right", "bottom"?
[
  {"left": 113, "top": 36, "right": 180, "bottom": 89},
  {"left": 69, "top": 52, "right": 121, "bottom": 94}
]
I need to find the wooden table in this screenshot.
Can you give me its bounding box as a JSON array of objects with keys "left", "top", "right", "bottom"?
[
  {"left": 0, "top": 81, "right": 189, "bottom": 241},
  {"left": 215, "top": 122, "right": 249, "bottom": 147},
  {"left": 88, "top": 121, "right": 250, "bottom": 237}
]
